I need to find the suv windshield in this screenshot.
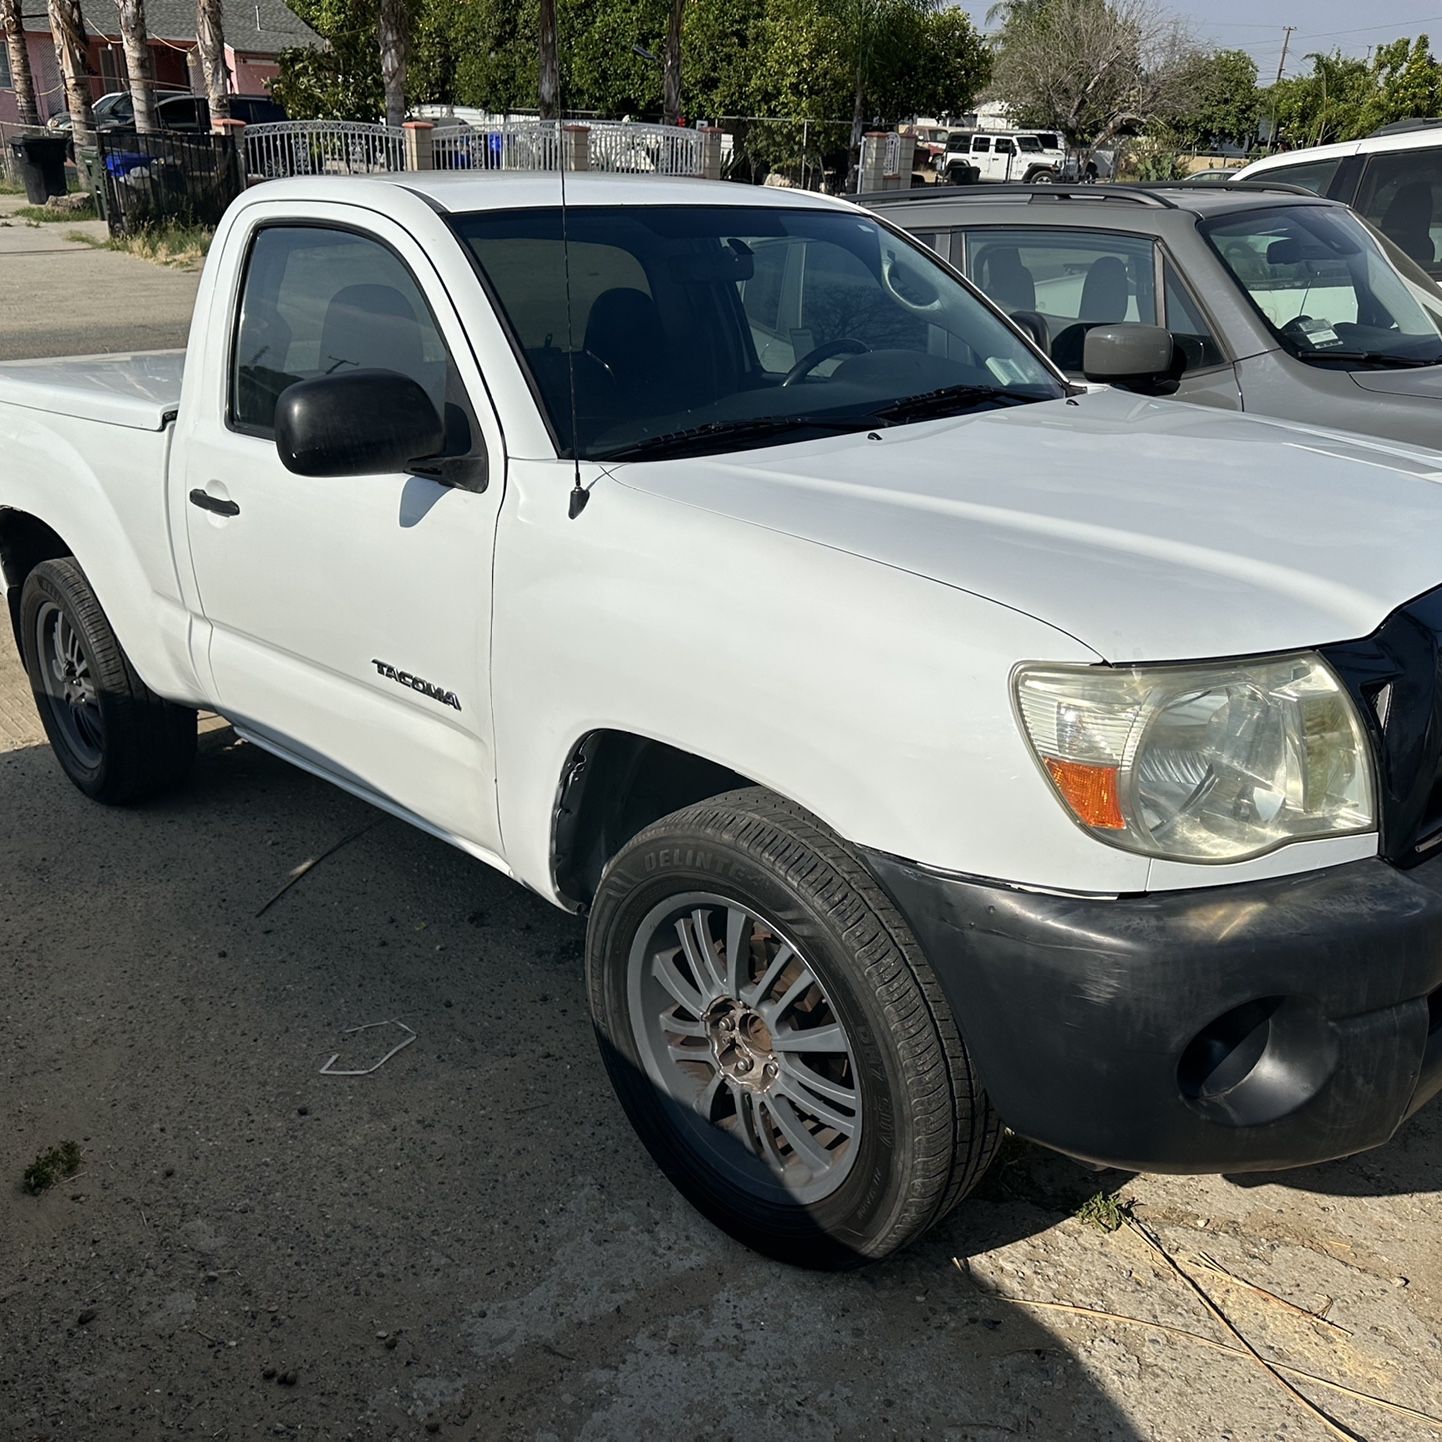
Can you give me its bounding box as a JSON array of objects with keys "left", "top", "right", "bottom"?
[
  {"left": 452, "top": 204, "right": 1063, "bottom": 459},
  {"left": 1203, "top": 204, "right": 1442, "bottom": 368}
]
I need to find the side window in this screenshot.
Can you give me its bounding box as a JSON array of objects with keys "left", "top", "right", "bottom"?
[
  {"left": 1255, "top": 156, "right": 1342, "bottom": 198},
  {"left": 231, "top": 225, "right": 465, "bottom": 446},
  {"left": 963, "top": 227, "right": 1157, "bottom": 372},
  {"left": 972, "top": 136, "right": 991, "bottom": 153},
  {"left": 1162, "top": 260, "right": 1225, "bottom": 370},
  {"left": 995, "top": 138, "right": 1016, "bottom": 156},
  {"left": 1354, "top": 149, "right": 1442, "bottom": 276}
]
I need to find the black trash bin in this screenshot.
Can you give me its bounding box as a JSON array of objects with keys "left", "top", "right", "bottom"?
[{"left": 8, "top": 134, "right": 70, "bottom": 205}]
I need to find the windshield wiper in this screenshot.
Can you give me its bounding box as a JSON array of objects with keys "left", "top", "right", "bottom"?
[
  {"left": 1294, "top": 348, "right": 1442, "bottom": 369},
  {"left": 594, "top": 413, "right": 879, "bottom": 462},
  {"left": 866, "top": 383, "right": 1038, "bottom": 423}
]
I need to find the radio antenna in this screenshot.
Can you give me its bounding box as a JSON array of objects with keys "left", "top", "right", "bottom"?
[{"left": 557, "top": 116, "right": 589, "bottom": 519}]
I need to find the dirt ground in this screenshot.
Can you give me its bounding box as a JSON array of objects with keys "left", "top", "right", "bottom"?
[{"left": 2, "top": 256, "right": 1440, "bottom": 1442}]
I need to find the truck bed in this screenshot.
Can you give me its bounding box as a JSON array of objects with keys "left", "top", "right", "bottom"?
[{"left": 0, "top": 350, "right": 184, "bottom": 431}]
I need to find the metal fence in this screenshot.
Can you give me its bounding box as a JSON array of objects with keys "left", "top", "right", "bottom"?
[
  {"left": 243, "top": 120, "right": 406, "bottom": 180},
  {"left": 431, "top": 120, "right": 563, "bottom": 172},
  {"left": 98, "top": 129, "right": 243, "bottom": 236},
  {"left": 588, "top": 122, "right": 703, "bottom": 175}
]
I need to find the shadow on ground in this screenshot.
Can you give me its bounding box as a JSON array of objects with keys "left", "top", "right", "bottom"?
[{"left": 1, "top": 731, "right": 1149, "bottom": 1440}]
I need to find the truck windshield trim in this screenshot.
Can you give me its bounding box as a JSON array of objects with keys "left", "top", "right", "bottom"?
[{"left": 447, "top": 203, "right": 1064, "bottom": 460}]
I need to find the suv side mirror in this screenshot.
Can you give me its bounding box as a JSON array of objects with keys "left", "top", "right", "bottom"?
[
  {"left": 1082, "top": 324, "right": 1180, "bottom": 396},
  {"left": 275, "top": 369, "right": 446, "bottom": 478}
]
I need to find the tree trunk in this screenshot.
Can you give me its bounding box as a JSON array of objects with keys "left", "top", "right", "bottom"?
[
  {"left": 378, "top": 0, "right": 407, "bottom": 128},
  {"left": 662, "top": 0, "right": 683, "bottom": 126},
  {"left": 0, "top": 0, "right": 40, "bottom": 127},
  {"left": 195, "top": 0, "right": 229, "bottom": 123},
  {"left": 116, "top": 0, "right": 156, "bottom": 133},
  {"left": 46, "top": 0, "right": 93, "bottom": 138},
  {"left": 537, "top": 0, "right": 558, "bottom": 120}
]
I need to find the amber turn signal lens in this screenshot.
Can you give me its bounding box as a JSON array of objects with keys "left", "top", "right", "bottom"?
[{"left": 1043, "top": 757, "right": 1125, "bottom": 830}]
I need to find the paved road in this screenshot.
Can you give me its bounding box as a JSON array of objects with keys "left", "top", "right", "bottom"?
[
  {"left": 2, "top": 245, "right": 1441, "bottom": 1442},
  {"left": 0, "top": 192, "right": 199, "bottom": 360}
]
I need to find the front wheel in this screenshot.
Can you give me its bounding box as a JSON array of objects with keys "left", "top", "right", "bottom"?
[
  {"left": 21, "top": 557, "right": 196, "bottom": 804},
  {"left": 586, "top": 787, "right": 1000, "bottom": 1268}
]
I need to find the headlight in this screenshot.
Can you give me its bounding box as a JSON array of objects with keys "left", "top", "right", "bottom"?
[{"left": 1013, "top": 653, "right": 1375, "bottom": 863}]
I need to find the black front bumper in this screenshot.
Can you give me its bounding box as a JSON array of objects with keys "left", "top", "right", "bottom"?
[{"left": 866, "top": 852, "right": 1442, "bottom": 1173}]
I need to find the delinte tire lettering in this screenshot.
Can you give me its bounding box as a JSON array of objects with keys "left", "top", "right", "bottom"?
[{"left": 369, "top": 659, "right": 462, "bottom": 711}]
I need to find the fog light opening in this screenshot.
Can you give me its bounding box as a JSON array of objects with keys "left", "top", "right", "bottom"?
[{"left": 1179, "top": 997, "right": 1281, "bottom": 1103}]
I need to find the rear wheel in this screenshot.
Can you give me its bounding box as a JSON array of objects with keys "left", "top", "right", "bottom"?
[
  {"left": 21, "top": 557, "right": 196, "bottom": 804},
  {"left": 586, "top": 786, "right": 1000, "bottom": 1268}
]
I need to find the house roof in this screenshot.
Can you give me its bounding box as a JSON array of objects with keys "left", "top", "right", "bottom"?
[{"left": 22, "top": 0, "right": 319, "bottom": 49}]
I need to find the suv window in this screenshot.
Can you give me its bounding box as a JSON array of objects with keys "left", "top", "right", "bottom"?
[
  {"left": 962, "top": 227, "right": 1156, "bottom": 372},
  {"left": 1162, "top": 261, "right": 1224, "bottom": 370},
  {"left": 971, "top": 136, "right": 991, "bottom": 153},
  {"left": 995, "top": 138, "right": 1016, "bottom": 156},
  {"left": 1017, "top": 136, "right": 1041, "bottom": 154},
  {"left": 232, "top": 225, "right": 466, "bottom": 443},
  {"left": 1251, "top": 156, "right": 1342, "bottom": 198},
  {"left": 1354, "top": 149, "right": 1442, "bottom": 276}
]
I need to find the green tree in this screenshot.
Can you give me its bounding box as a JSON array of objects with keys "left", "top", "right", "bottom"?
[
  {"left": 1170, "top": 48, "right": 1257, "bottom": 150},
  {"left": 1353, "top": 36, "right": 1442, "bottom": 137}
]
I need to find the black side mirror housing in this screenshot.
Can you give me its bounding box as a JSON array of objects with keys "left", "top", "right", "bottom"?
[
  {"left": 274, "top": 369, "right": 447, "bottom": 478},
  {"left": 1082, "top": 324, "right": 1182, "bottom": 396}
]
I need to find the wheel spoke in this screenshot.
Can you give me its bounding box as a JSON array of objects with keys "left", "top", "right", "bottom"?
[
  {"left": 659, "top": 1009, "right": 707, "bottom": 1039},
  {"left": 675, "top": 912, "right": 724, "bottom": 1002},
  {"left": 730, "top": 1085, "right": 762, "bottom": 1157},
  {"left": 769, "top": 965, "right": 818, "bottom": 1022},
  {"left": 775, "top": 1075, "right": 857, "bottom": 1136},
  {"left": 767, "top": 1094, "right": 834, "bottom": 1172},
  {"left": 753, "top": 1099, "right": 791, "bottom": 1175},
  {"left": 779, "top": 1056, "right": 857, "bottom": 1106},
  {"left": 693, "top": 1070, "right": 724, "bottom": 1121},
  {"left": 772, "top": 1022, "right": 848, "bottom": 1055},
  {"left": 724, "top": 906, "right": 748, "bottom": 997},
  {"left": 743, "top": 942, "right": 794, "bottom": 1008},
  {"left": 652, "top": 948, "right": 706, "bottom": 1019}
]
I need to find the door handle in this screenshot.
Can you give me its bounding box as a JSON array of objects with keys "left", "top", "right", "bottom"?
[{"left": 189, "top": 489, "right": 240, "bottom": 518}]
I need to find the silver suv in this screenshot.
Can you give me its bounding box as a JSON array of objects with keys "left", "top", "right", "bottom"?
[{"left": 865, "top": 182, "right": 1442, "bottom": 449}]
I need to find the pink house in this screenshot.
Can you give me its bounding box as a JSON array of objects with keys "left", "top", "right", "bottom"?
[{"left": 1, "top": 0, "right": 319, "bottom": 124}]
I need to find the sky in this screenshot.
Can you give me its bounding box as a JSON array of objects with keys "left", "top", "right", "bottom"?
[{"left": 954, "top": 2, "right": 1442, "bottom": 71}]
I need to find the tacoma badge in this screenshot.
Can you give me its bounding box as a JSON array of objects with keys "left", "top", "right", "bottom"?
[{"left": 370, "top": 659, "right": 462, "bottom": 711}]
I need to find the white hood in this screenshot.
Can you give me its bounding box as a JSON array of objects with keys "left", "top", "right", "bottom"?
[{"left": 611, "top": 388, "right": 1442, "bottom": 663}]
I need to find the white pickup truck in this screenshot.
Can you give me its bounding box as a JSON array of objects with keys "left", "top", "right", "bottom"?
[{"left": 4, "top": 173, "right": 1442, "bottom": 1268}]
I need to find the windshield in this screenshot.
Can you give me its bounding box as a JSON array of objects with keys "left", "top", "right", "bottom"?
[
  {"left": 452, "top": 204, "right": 1063, "bottom": 460},
  {"left": 1203, "top": 204, "right": 1442, "bottom": 368}
]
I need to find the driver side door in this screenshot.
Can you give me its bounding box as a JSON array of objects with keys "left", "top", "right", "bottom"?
[{"left": 174, "top": 212, "right": 506, "bottom": 855}]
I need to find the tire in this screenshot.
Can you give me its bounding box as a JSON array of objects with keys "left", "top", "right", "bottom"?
[
  {"left": 1024, "top": 167, "right": 1057, "bottom": 184},
  {"left": 21, "top": 557, "right": 196, "bottom": 804},
  {"left": 586, "top": 786, "right": 1001, "bottom": 1268}
]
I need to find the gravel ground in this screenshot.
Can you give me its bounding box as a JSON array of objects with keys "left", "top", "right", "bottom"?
[{"left": 2, "top": 264, "right": 1440, "bottom": 1442}]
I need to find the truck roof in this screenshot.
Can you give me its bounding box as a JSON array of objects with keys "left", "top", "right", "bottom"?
[{"left": 240, "top": 172, "right": 856, "bottom": 216}]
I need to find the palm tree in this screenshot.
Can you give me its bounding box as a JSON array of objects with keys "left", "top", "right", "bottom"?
[
  {"left": 195, "top": 0, "right": 229, "bottom": 122},
  {"left": 46, "top": 0, "right": 94, "bottom": 137},
  {"left": 662, "top": 0, "right": 684, "bottom": 126},
  {"left": 116, "top": 0, "right": 157, "bottom": 132},
  {"left": 378, "top": 0, "right": 407, "bottom": 128},
  {"left": 0, "top": 0, "right": 40, "bottom": 127},
  {"left": 538, "top": 0, "right": 558, "bottom": 120}
]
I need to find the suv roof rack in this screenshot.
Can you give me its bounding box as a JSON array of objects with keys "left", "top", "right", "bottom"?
[
  {"left": 1161, "top": 178, "right": 1319, "bottom": 196},
  {"left": 1369, "top": 117, "right": 1442, "bottom": 136},
  {"left": 860, "top": 183, "right": 1178, "bottom": 208}
]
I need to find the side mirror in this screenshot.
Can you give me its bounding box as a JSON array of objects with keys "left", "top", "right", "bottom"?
[
  {"left": 274, "top": 369, "right": 446, "bottom": 478},
  {"left": 1082, "top": 324, "right": 1180, "bottom": 396}
]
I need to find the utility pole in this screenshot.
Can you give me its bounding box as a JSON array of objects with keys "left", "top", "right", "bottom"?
[
  {"left": 1267, "top": 25, "right": 1296, "bottom": 153},
  {"left": 1273, "top": 25, "right": 1295, "bottom": 88}
]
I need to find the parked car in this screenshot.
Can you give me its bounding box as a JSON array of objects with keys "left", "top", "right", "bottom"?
[
  {"left": 941, "top": 129, "right": 1065, "bottom": 185},
  {"left": 45, "top": 86, "right": 190, "bottom": 132},
  {"left": 45, "top": 90, "right": 285, "bottom": 135},
  {"left": 1237, "top": 119, "right": 1442, "bottom": 277},
  {"left": 4, "top": 174, "right": 1442, "bottom": 1267},
  {"left": 866, "top": 181, "right": 1442, "bottom": 447}
]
